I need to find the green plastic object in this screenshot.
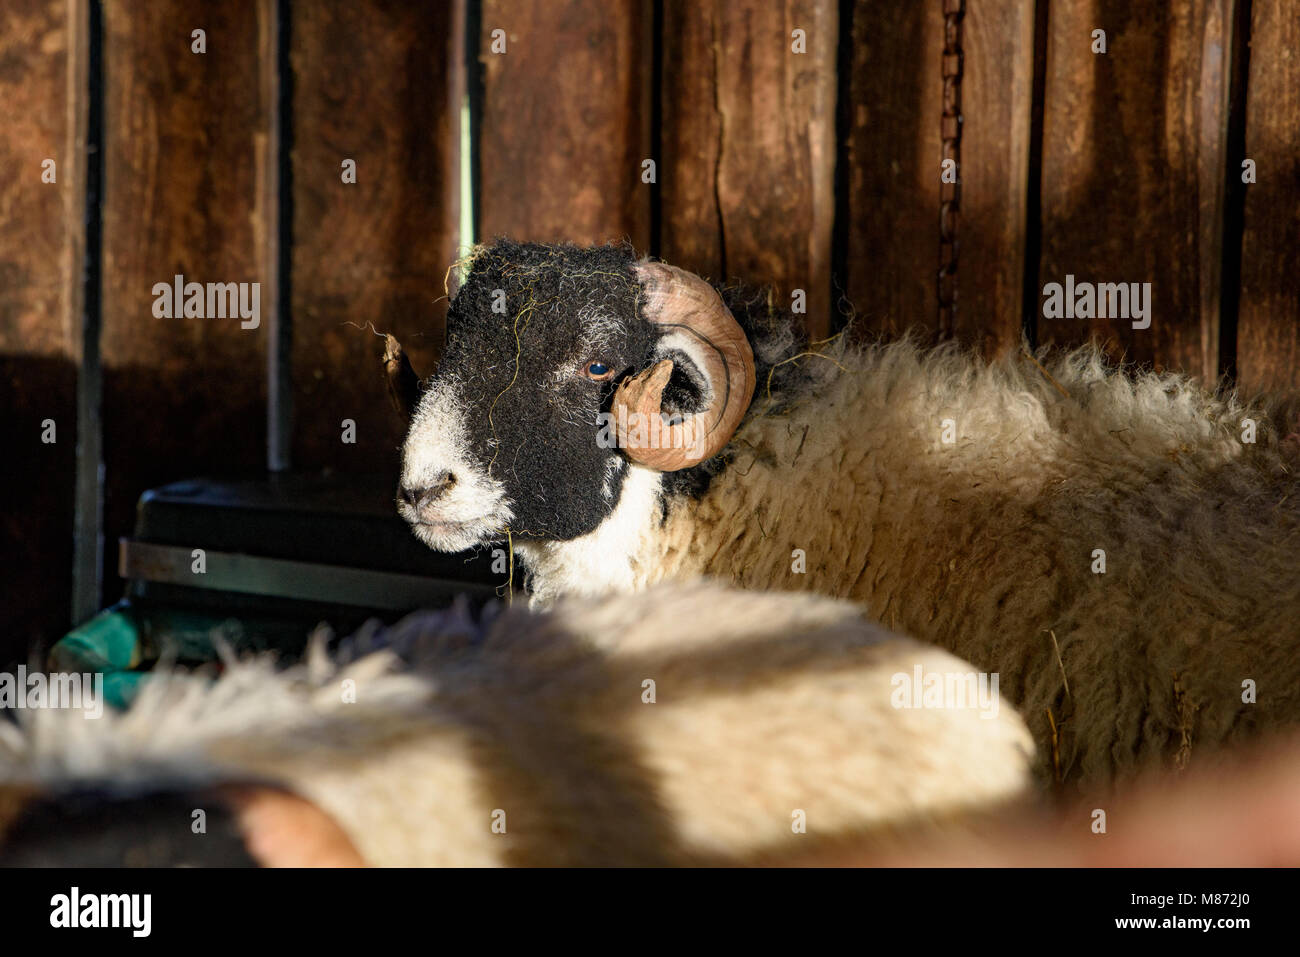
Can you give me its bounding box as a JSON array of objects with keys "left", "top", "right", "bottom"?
[
  {"left": 48, "top": 602, "right": 147, "bottom": 710},
  {"left": 49, "top": 602, "right": 256, "bottom": 710}
]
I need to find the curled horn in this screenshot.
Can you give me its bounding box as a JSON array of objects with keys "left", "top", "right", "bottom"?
[{"left": 613, "top": 262, "right": 756, "bottom": 470}]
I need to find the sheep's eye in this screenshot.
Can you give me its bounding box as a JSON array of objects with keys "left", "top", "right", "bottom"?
[{"left": 583, "top": 361, "right": 614, "bottom": 381}]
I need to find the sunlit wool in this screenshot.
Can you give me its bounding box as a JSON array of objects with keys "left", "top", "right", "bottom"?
[{"left": 0, "top": 584, "right": 1034, "bottom": 866}]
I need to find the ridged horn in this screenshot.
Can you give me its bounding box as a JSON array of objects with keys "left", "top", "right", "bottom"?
[{"left": 613, "top": 262, "right": 756, "bottom": 470}]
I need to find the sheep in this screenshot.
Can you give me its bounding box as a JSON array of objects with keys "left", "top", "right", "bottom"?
[
  {"left": 395, "top": 239, "right": 1300, "bottom": 790},
  {"left": 774, "top": 732, "right": 1300, "bottom": 867},
  {"left": 0, "top": 583, "right": 1034, "bottom": 866}
]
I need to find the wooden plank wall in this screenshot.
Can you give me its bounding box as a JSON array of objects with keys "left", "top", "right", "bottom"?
[
  {"left": 661, "top": 0, "right": 838, "bottom": 338},
  {"left": 3, "top": 0, "right": 1300, "bottom": 651},
  {"left": 1237, "top": 0, "right": 1300, "bottom": 395},
  {"left": 98, "top": 0, "right": 271, "bottom": 603},
  {"left": 843, "top": 3, "right": 937, "bottom": 340},
  {"left": 956, "top": 0, "right": 1037, "bottom": 353},
  {"left": 478, "top": 0, "right": 651, "bottom": 248},
  {"left": 290, "top": 0, "right": 461, "bottom": 471},
  {"left": 845, "top": 0, "right": 1033, "bottom": 351},
  {"left": 1037, "top": 0, "right": 1234, "bottom": 381},
  {"left": 0, "top": 0, "right": 81, "bottom": 665},
  {"left": 843, "top": 0, "right": 1297, "bottom": 395},
  {"left": 478, "top": 0, "right": 841, "bottom": 336}
]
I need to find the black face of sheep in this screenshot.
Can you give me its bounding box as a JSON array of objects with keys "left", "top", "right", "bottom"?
[{"left": 398, "top": 240, "right": 756, "bottom": 550}]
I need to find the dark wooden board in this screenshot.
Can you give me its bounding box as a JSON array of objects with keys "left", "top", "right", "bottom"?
[
  {"left": 290, "top": 0, "right": 461, "bottom": 473},
  {"left": 478, "top": 0, "right": 651, "bottom": 248},
  {"left": 0, "top": 0, "right": 81, "bottom": 657},
  {"left": 1037, "top": 0, "right": 1233, "bottom": 382},
  {"left": 845, "top": 1, "right": 1034, "bottom": 353},
  {"left": 662, "top": 0, "right": 837, "bottom": 339},
  {"left": 843, "top": 1, "right": 940, "bottom": 342},
  {"left": 1236, "top": 0, "right": 1300, "bottom": 395},
  {"left": 99, "top": 0, "right": 270, "bottom": 594},
  {"left": 953, "top": 0, "right": 1036, "bottom": 354}
]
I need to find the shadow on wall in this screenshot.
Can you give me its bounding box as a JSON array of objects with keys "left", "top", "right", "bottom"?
[
  {"left": 98, "top": 357, "right": 409, "bottom": 614},
  {"left": 0, "top": 355, "right": 77, "bottom": 670},
  {"left": 1037, "top": 1, "right": 1195, "bottom": 372}
]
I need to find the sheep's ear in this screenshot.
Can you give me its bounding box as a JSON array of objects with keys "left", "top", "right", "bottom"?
[
  {"left": 218, "top": 785, "right": 365, "bottom": 867},
  {"left": 620, "top": 261, "right": 754, "bottom": 468},
  {"left": 650, "top": 344, "right": 711, "bottom": 418},
  {"left": 383, "top": 334, "right": 423, "bottom": 419},
  {"left": 632, "top": 265, "right": 714, "bottom": 417}
]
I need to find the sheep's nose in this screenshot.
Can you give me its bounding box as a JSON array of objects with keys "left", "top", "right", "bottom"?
[{"left": 401, "top": 472, "right": 456, "bottom": 510}]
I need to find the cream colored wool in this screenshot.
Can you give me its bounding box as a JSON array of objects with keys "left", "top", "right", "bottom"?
[
  {"left": 519, "top": 338, "right": 1300, "bottom": 789},
  {"left": 0, "top": 583, "right": 1033, "bottom": 866}
]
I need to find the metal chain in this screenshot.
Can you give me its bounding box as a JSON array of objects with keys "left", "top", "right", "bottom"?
[{"left": 939, "top": 0, "right": 966, "bottom": 338}]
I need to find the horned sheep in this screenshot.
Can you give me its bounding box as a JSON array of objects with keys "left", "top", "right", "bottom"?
[
  {"left": 395, "top": 239, "right": 1300, "bottom": 790},
  {"left": 0, "top": 583, "right": 1033, "bottom": 866}
]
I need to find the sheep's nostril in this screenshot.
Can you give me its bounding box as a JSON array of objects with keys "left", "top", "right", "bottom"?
[{"left": 402, "top": 472, "right": 456, "bottom": 511}]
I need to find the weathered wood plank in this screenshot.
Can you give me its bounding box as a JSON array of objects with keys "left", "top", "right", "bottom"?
[
  {"left": 662, "top": 0, "right": 837, "bottom": 338},
  {"left": 0, "top": 1, "right": 77, "bottom": 357},
  {"left": 1037, "top": 0, "right": 1233, "bottom": 381},
  {"left": 843, "top": 2, "right": 939, "bottom": 341},
  {"left": 478, "top": 0, "right": 651, "bottom": 248},
  {"left": 290, "top": 0, "right": 461, "bottom": 472},
  {"left": 954, "top": 0, "right": 1036, "bottom": 354},
  {"left": 1236, "top": 0, "right": 1300, "bottom": 395},
  {"left": 658, "top": 0, "right": 719, "bottom": 280},
  {"left": 0, "top": 0, "right": 82, "bottom": 655},
  {"left": 100, "top": 1, "right": 269, "bottom": 585}
]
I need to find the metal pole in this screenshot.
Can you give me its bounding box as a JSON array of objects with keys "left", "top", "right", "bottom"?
[{"left": 266, "top": 0, "right": 293, "bottom": 472}]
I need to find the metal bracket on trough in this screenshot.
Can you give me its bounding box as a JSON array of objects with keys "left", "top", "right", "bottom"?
[{"left": 119, "top": 539, "right": 493, "bottom": 611}]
